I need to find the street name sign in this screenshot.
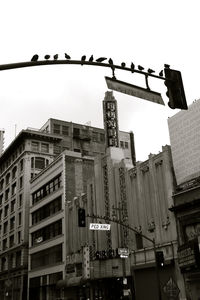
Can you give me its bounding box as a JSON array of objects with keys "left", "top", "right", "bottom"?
[
  {"left": 89, "top": 223, "right": 111, "bottom": 231},
  {"left": 105, "top": 76, "right": 165, "bottom": 105}
]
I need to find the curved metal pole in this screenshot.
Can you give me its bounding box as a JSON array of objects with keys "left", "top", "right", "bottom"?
[{"left": 0, "top": 59, "right": 165, "bottom": 81}]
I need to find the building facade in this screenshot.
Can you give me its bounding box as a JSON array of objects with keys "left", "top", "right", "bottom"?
[
  {"left": 0, "top": 129, "right": 62, "bottom": 300},
  {"left": 170, "top": 177, "right": 200, "bottom": 300},
  {"left": 168, "top": 99, "right": 200, "bottom": 185},
  {"left": 28, "top": 151, "right": 94, "bottom": 300}
]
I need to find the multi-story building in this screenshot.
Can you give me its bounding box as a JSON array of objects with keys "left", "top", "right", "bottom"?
[
  {"left": 170, "top": 177, "right": 200, "bottom": 300},
  {"left": 54, "top": 145, "right": 186, "bottom": 300},
  {"left": 0, "top": 129, "right": 62, "bottom": 299},
  {"left": 28, "top": 151, "right": 94, "bottom": 300},
  {"left": 168, "top": 99, "right": 200, "bottom": 185}
]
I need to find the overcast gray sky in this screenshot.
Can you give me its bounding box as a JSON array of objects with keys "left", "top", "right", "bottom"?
[{"left": 0, "top": 0, "right": 199, "bottom": 161}]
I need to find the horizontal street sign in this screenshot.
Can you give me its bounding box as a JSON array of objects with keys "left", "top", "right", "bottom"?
[
  {"left": 89, "top": 223, "right": 111, "bottom": 231},
  {"left": 105, "top": 76, "right": 165, "bottom": 105}
]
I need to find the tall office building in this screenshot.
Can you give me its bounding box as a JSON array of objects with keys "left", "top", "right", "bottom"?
[{"left": 168, "top": 99, "right": 200, "bottom": 184}]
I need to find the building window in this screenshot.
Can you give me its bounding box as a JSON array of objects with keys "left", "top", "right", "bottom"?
[
  {"left": 9, "top": 235, "right": 14, "bottom": 247},
  {"left": 125, "top": 142, "right": 129, "bottom": 149},
  {"left": 4, "top": 205, "right": 9, "bottom": 218},
  {"left": 35, "top": 157, "right": 45, "bottom": 169},
  {"left": 31, "top": 244, "right": 62, "bottom": 269},
  {"left": 5, "top": 173, "right": 10, "bottom": 185},
  {"left": 31, "top": 141, "right": 39, "bottom": 152},
  {"left": 12, "top": 166, "right": 17, "bottom": 179},
  {"left": 11, "top": 199, "right": 15, "bottom": 212},
  {"left": 1, "top": 257, "right": 6, "bottom": 271},
  {"left": 74, "top": 148, "right": 80, "bottom": 153},
  {"left": 0, "top": 194, "right": 3, "bottom": 205},
  {"left": 62, "top": 126, "right": 69, "bottom": 136},
  {"left": 53, "top": 124, "right": 61, "bottom": 134},
  {"left": 92, "top": 132, "right": 99, "bottom": 142},
  {"left": 0, "top": 179, "right": 4, "bottom": 191},
  {"left": 100, "top": 133, "right": 105, "bottom": 142},
  {"left": 3, "top": 221, "right": 8, "bottom": 234},
  {"left": 73, "top": 128, "right": 80, "bottom": 138},
  {"left": 31, "top": 219, "right": 62, "bottom": 246},
  {"left": 5, "top": 188, "right": 9, "bottom": 201},
  {"left": 19, "top": 159, "right": 23, "bottom": 172},
  {"left": 41, "top": 143, "right": 49, "bottom": 153},
  {"left": 18, "top": 194, "right": 23, "bottom": 207},
  {"left": 120, "top": 141, "right": 124, "bottom": 148},
  {"left": 18, "top": 231, "right": 21, "bottom": 244},
  {"left": 53, "top": 145, "right": 61, "bottom": 155},
  {"left": 32, "top": 196, "right": 62, "bottom": 225},
  {"left": 18, "top": 212, "right": 22, "bottom": 226},
  {"left": 3, "top": 239, "right": 7, "bottom": 251},
  {"left": 19, "top": 176, "right": 23, "bottom": 189},
  {"left": 11, "top": 182, "right": 17, "bottom": 195},
  {"left": 16, "top": 251, "right": 21, "bottom": 267},
  {"left": 32, "top": 174, "right": 62, "bottom": 205},
  {"left": 10, "top": 216, "right": 15, "bottom": 230}
]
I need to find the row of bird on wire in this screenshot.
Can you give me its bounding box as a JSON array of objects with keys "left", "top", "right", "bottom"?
[{"left": 31, "top": 54, "right": 163, "bottom": 77}]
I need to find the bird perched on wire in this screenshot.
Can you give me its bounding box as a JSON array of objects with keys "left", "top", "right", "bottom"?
[
  {"left": 44, "top": 55, "right": 50, "bottom": 60},
  {"left": 138, "top": 65, "right": 144, "bottom": 71},
  {"left": 31, "top": 54, "right": 39, "bottom": 61},
  {"left": 131, "top": 63, "right": 135, "bottom": 72},
  {"left": 147, "top": 68, "right": 155, "bottom": 74},
  {"left": 121, "top": 62, "right": 126, "bottom": 68},
  {"left": 54, "top": 54, "right": 58, "bottom": 60},
  {"left": 108, "top": 58, "right": 113, "bottom": 65},
  {"left": 96, "top": 57, "right": 107, "bottom": 63},
  {"left": 159, "top": 70, "right": 163, "bottom": 77},
  {"left": 89, "top": 55, "right": 93, "bottom": 62},
  {"left": 81, "top": 55, "right": 86, "bottom": 65},
  {"left": 65, "top": 53, "right": 71, "bottom": 59}
]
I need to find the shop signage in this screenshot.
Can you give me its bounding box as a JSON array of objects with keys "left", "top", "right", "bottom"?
[
  {"left": 177, "top": 239, "right": 200, "bottom": 271},
  {"left": 90, "top": 223, "right": 111, "bottom": 230},
  {"left": 163, "top": 277, "right": 180, "bottom": 299},
  {"left": 105, "top": 76, "right": 165, "bottom": 105},
  {"left": 118, "top": 248, "right": 129, "bottom": 257}
]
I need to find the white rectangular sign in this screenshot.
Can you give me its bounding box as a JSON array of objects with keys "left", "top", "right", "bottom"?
[
  {"left": 105, "top": 76, "right": 165, "bottom": 105},
  {"left": 89, "top": 223, "right": 111, "bottom": 231}
]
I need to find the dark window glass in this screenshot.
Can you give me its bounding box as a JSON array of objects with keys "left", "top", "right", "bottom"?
[
  {"left": 53, "top": 124, "right": 60, "bottom": 134},
  {"left": 31, "top": 244, "right": 62, "bottom": 269},
  {"left": 135, "top": 233, "right": 143, "bottom": 250}
]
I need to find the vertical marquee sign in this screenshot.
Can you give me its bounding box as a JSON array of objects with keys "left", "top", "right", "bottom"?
[{"left": 103, "top": 91, "right": 119, "bottom": 148}]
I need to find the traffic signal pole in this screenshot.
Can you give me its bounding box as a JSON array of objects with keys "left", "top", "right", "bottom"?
[{"left": 86, "top": 213, "right": 163, "bottom": 300}]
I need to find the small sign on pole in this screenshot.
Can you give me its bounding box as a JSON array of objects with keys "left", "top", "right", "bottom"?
[
  {"left": 105, "top": 76, "right": 165, "bottom": 105},
  {"left": 89, "top": 223, "right": 111, "bottom": 231}
]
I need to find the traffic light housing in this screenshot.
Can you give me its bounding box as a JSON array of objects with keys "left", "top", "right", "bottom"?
[
  {"left": 164, "top": 66, "right": 188, "bottom": 110},
  {"left": 78, "top": 208, "right": 86, "bottom": 227},
  {"left": 156, "top": 251, "right": 164, "bottom": 267}
]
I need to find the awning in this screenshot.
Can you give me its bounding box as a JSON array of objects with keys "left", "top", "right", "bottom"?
[{"left": 56, "top": 277, "right": 87, "bottom": 289}]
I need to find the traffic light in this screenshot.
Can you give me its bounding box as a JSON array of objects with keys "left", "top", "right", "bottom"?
[
  {"left": 78, "top": 208, "right": 86, "bottom": 227},
  {"left": 156, "top": 251, "right": 164, "bottom": 267},
  {"left": 164, "top": 66, "right": 188, "bottom": 110}
]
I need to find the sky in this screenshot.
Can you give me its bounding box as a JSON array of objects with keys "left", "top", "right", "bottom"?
[{"left": 0, "top": 0, "right": 199, "bottom": 161}]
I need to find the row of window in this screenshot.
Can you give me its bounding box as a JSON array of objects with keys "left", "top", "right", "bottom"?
[
  {"left": 31, "top": 141, "right": 49, "bottom": 153},
  {"left": 31, "top": 244, "right": 62, "bottom": 269},
  {"left": 120, "top": 141, "right": 129, "bottom": 149},
  {"left": 32, "top": 196, "right": 62, "bottom": 225},
  {"left": 32, "top": 174, "right": 62, "bottom": 205},
  {"left": 0, "top": 177, "right": 23, "bottom": 205},
  {"left": 1, "top": 250, "right": 21, "bottom": 271},
  {"left": 1, "top": 231, "right": 21, "bottom": 251},
  {"left": 0, "top": 212, "right": 22, "bottom": 233},
  {"left": 31, "top": 219, "right": 62, "bottom": 246},
  {"left": 0, "top": 144, "right": 25, "bottom": 175},
  {"left": 0, "top": 160, "right": 23, "bottom": 191}
]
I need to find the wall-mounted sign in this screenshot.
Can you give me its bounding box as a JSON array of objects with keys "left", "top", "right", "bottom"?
[
  {"left": 103, "top": 91, "right": 119, "bottom": 148},
  {"left": 177, "top": 239, "right": 200, "bottom": 272},
  {"left": 105, "top": 76, "right": 165, "bottom": 105}
]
